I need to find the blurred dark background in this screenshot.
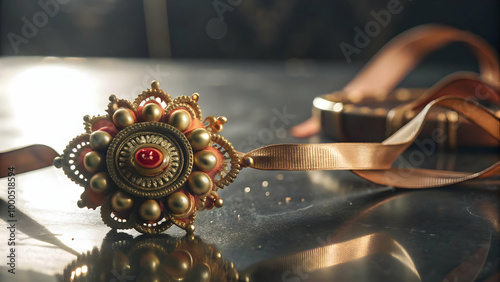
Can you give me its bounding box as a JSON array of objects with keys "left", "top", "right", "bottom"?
[{"left": 0, "top": 0, "right": 498, "bottom": 63}]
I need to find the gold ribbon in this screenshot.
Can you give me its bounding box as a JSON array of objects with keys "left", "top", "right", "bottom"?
[
  {"left": 242, "top": 25, "right": 500, "bottom": 189},
  {"left": 242, "top": 96, "right": 499, "bottom": 188}
]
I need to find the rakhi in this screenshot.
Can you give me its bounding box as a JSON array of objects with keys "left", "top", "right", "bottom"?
[{"left": 47, "top": 25, "right": 498, "bottom": 234}]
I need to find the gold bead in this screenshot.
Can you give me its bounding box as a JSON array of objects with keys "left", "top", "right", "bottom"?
[
  {"left": 89, "top": 131, "right": 112, "bottom": 151},
  {"left": 140, "top": 251, "right": 160, "bottom": 273},
  {"left": 83, "top": 151, "right": 104, "bottom": 173},
  {"left": 142, "top": 103, "right": 163, "bottom": 122},
  {"left": 214, "top": 198, "right": 223, "bottom": 208},
  {"left": 213, "top": 251, "right": 222, "bottom": 259},
  {"left": 187, "top": 128, "right": 210, "bottom": 150},
  {"left": 77, "top": 199, "right": 85, "bottom": 208},
  {"left": 241, "top": 155, "right": 254, "bottom": 167},
  {"left": 53, "top": 156, "right": 63, "bottom": 168},
  {"left": 165, "top": 250, "right": 192, "bottom": 279},
  {"left": 139, "top": 200, "right": 162, "bottom": 222},
  {"left": 111, "top": 191, "right": 134, "bottom": 213},
  {"left": 191, "top": 93, "right": 199, "bottom": 102},
  {"left": 194, "top": 150, "right": 217, "bottom": 172},
  {"left": 188, "top": 263, "right": 211, "bottom": 281},
  {"left": 217, "top": 116, "right": 227, "bottom": 124},
  {"left": 112, "top": 251, "right": 130, "bottom": 272},
  {"left": 89, "top": 172, "right": 110, "bottom": 194},
  {"left": 186, "top": 224, "right": 195, "bottom": 234},
  {"left": 151, "top": 80, "right": 160, "bottom": 89},
  {"left": 112, "top": 108, "right": 135, "bottom": 129},
  {"left": 167, "top": 192, "right": 190, "bottom": 215},
  {"left": 188, "top": 172, "right": 213, "bottom": 195},
  {"left": 167, "top": 109, "right": 191, "bottom": 132}
]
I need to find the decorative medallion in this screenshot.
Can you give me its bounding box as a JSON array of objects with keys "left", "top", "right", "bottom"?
[{"left": 54, "top": 81, "right": 241, "bottom": 234}]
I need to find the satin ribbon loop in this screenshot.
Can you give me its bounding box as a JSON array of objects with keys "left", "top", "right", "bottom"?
[{"left": 245, "top": 96, "right": 499, "bottom": 188}]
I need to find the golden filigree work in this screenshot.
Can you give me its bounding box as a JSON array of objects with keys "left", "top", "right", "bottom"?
[{"left": 55, "top": 81, "right": 241, "bottom": 234}]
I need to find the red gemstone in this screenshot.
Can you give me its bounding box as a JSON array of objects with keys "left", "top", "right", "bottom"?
[{"left": 135, "top": 148, "right": 163, "bottom": 169}]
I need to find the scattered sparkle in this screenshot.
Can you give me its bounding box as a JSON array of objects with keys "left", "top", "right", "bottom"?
[
  {"left": 285, "top": 197, "right": 291, "bottom": 203},
  {"left": 278, "top": 201, "right": 282, "bottom": 205},
  {"left": 262, "top": 181, "right": 269, "bottom": 187},
  {"left": 301, "top": 198, "right": 305, "bottom": 202},
  {"left": 265, "top": 192, "right": 270, "bottom": 196},
  {"left": 276, "top": 174, "right": 284, "bottom": 180},
  {"left": 244, "top": 187, "right": 251, "bottom": 193}
]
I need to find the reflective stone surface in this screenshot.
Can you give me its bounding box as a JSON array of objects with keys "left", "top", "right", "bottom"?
[{"left": 0, "top": 57, "right": 498, "bottom": 281}]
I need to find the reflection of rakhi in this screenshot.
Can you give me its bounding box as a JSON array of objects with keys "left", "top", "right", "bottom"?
[
  {"left": 62, "top": 231, "right": 418, "bottom": 282},
  {"left": 63, "top": 232, "right": 239, "bottom": 282}
]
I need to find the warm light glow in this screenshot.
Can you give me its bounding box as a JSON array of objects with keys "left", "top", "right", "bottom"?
[
  {"left": 82, "top": 265, "right": 88, "bottom": 274},
  {"left": 332, "top": 102, "right": 344, "bottom": 112},
  {"left": 7, "top": 64, "right": 99, "bottom": 150},
  {"left": 313, "top": 96, "right": 335, "bottom": 111}
]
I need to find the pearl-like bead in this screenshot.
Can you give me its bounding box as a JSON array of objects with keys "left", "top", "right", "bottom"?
[
  {"left": 186, "top": 224, "right": 195, "bottom": 234},
  {"left": 241, "top": 155, "right": 254, "bottom": 167},
  {"left": 113, "top": 108, "right": 135, "bottom": 128},
  {"left": 186, "top": 263, "right": 211, "bottom": 282},
  {"left": 112, "top": 251, "right": 130, "bottom": 272},
  {"left": 187, "top": 128, "right": 210, "bottom": 150},
  {"left": 188, "top": 172, "right": 212, "bottom": 195},
  {"left": 164, "top": 250, "right": 192, "bottom": 279},
  {"left": 151, "top": 80, "right": 160, "bottom": 89},
  {"left": 191, "top": 93, "right": 199, "bottom": 102},
  {"left": 142, "top": 103, "right": 163, "bottom": 122},
  {"left": 167, "top": 192, "right": 190, "bottom": 215},
  {"left": 167, "top": 109, "right": 191, "bottom": 132},
  {"left": 111, "top": 191, "right": 134, "bottom": 213},
  {"left": 214, "top": 198, "right": 223, "bottom": 208},
  {"left": 89, "top": 172, "right": 110, "bottom": 194},
  {"left": 194, "top": 150, "right": 217, "bottom": 172},
  {"left": 140, "top": 251, "right": 160, "bottom": 273},
  {"left": 89, "top": 131, "right": 112, "bottom": 151},
  {"left": 139, "top": 200, "right": 162, "bottom": 222},
  {"left": 83, "top": 151, "right": 104, "bottom": 173},
  {"left": 53, "top": 156, "right": 63, "bottom": 168}
]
